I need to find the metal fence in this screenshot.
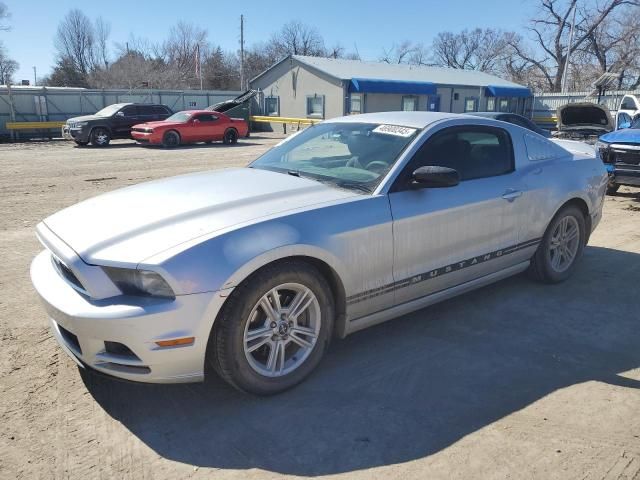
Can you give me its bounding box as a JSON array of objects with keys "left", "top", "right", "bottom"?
[
  {"left": 527, "top": 89, "right": 640, "bottom": 127},
  {"left": 0, "top": 86, "right": 242, "bottom": 137}
]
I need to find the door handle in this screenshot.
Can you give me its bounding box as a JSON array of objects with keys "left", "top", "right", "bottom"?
[{"left": 502, "top": 189, "right": 522, "bottom": 201}]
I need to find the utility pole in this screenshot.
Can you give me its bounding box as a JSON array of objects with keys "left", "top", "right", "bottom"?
[
  {"left": 33, "top": 66, "right": 37, "bottom": 86},
  {"left": 240, "top": 14, "right": 245, "bottom": 91},
  {"left": 561, "top": 2, "right": 577, "bottom": 93}
]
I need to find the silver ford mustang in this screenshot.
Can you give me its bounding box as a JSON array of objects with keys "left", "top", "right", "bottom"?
[{"left": 31, "top": 112, "right": 607, "bottom": 394}]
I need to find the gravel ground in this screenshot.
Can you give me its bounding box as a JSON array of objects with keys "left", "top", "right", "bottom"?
[{"left": 1, "top": 136, "right": 639, "bottom": 480}]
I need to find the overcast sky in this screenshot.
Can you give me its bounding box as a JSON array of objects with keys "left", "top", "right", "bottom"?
[{"left": 2, "top": 0, "right": 537, "bottom": 84}]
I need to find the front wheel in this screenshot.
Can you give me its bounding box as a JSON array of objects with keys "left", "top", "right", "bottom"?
[
  {"left": 606, "top": 183, "right": 619, "bottom": 195},
  {"left": 208, "top": 261, "right": 334, "bottom": 395},
  {"left": 162, "top": 130, "right": 180, "bottom": 148},
  {"left": 90, "top": 128, "right": 110, "bottom": 147},
  {"left": 529, "top": 205, "right": 586, "bottom": 283}
]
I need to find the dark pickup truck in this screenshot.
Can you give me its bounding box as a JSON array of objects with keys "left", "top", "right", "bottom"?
[{"left": 62, "top": 103, "right": 173, "bottom": 147}]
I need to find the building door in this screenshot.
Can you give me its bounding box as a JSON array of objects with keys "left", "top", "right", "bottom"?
[{"left": 427, "top": 95, "right": 440, "bottom": 112}]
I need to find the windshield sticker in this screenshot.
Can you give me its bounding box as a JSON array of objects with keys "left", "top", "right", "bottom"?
[{"left": 372, "top": 125, "right": 417, "bottom": 137}]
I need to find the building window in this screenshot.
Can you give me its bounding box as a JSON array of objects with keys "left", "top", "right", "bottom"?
[
  {"left": 486, "top": 97, "right": 496, "bottom": 112},
  {"left": 264, "top": 96, "right": 279, "bottom": 116},
  {"left": 350, "top": 94, "right": 362, "bottom": 114},
  {"left": 307, "top": 95, "right": 324, "bottom": 118},
  {"left": 464, "top": 97, "right": 478, "bottom": 112},
  {"left": 498, "top": 98, "right": 509, "bottom": 112},
  {"left": 402, "top": 95, "right": 418, "bottom": 111}
]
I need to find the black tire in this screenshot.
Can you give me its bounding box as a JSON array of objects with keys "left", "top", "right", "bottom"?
[
  {"left": 90, "top": 128, "right": 110, "bottom": 147},
  {"left": 208, "top": 260, "right": 334, "bottom": 395},
  {"left": 74, "top": 140, "right": 89, "bottom": 147},
  {"left": 606, "top": 184, "right": 619, "bottom": 195},
  {"left": 162, "top": 130, "right": 180, "bottom": 148},
  {"left": 223, "top": 128, "right": 238, "bottom": 145},
  {"left": 528, "top": 205, "right": 586, "bottom": 284}
]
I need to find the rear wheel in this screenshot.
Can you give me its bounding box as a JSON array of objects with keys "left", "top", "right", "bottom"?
[
  {"left": 90, "top": 128, "right": 110, "bottom": 147},
  {"left": 223, "top": 128, "right": 238, "bottom": 145},
  {"left": 208, "top": 261, "right": 334, "bottom": 395},
  {"left": 162, "top": 130, "right": 180, "bottom": 148},
  {"left": 529, "top": 205, "right": 586, "bottom": 283}
]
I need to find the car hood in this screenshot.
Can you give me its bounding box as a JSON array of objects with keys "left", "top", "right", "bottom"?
[
  {"left": 556, "top": 103, "right": 614, "bottom": 132},
  {"left": 42, "top": 168, "right": 357, "bottom": 265},
  {"left": 134, "top": 121, "right": 184, "bottom": 129},
  {"left": 67, "top": 115, "right": 102, "bottom": 123},
  {"left": 599, "top": 128, "right": 640, "bottom": 144}
]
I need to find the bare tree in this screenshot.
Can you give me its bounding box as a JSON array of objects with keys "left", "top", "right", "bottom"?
[
  {"left": 94, "top": 17, "right": 111, "bottom": 68},
  {"left": 268, "top": 21, "right": 326, "bottom": 57},
  {"left": 431, "top": 29, "right": 514, "bottom": 74},
  {"left": 509, "top": 0, "right": 639, "bottom": 92},
  {"left": 379, "top": 41, "right": 419, "bottom": 64},
  {"left": 54, "top": 9, "right": 97, "bottom": 76},
  {"left": 0, "top": 42, "right": 18, "bottom": 84},
  {"left": 583, "top": 9, "right": 640, "bottom": 88},
  {"left": 0, "top": 2, "right": 10, "bottom": 31}
]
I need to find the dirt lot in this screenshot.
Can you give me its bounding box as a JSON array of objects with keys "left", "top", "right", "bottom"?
[{"left": 1, "top": 136, "right": 639, "bottom": 480}]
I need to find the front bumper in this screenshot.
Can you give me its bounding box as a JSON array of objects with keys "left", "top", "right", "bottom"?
[
  {"left": 31, "top": 249, "right": 231, "bottom": 383},
  {"left": 62, "top": 125, "right": 89, "bottom": 143},
  {"left": 131, "top": 131, "right": 160, "bottom": 144}
]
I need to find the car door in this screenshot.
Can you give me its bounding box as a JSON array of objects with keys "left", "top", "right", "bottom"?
[
  {"left": 112, "top": 105, "right": 140, "bottom": 138},
  {"left": 388, "top": 124, "right": 529, "bottom": 306},
  {"left": 192, "top": 113, "right": 219, "bottom": 142}
]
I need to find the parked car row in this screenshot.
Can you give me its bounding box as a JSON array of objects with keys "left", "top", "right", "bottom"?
[{"left": 62, "top": 103, "right": 249, "bottom": 148}]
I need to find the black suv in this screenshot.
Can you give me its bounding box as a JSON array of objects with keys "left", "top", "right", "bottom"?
[{"left": 62, "top": 103, "right": 173, "bottom": 147}]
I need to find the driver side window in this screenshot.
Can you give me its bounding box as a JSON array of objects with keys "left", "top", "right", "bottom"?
[
  {"left": 397, "top": 125, "right": 514, "bottom": 187},
  {"left": 121, "top": 106, "right": 138, "bottom": 117}
]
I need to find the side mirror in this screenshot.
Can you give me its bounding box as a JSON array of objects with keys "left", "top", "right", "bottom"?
[
  {"left": 116, "top": 111, "right": 125, "bottom": 117},
  {"left": 411, "top": 166, "right": 460, "bottom": 188},
  {"left": 192, "top": 119, "right": 200, "bottom": 124}
]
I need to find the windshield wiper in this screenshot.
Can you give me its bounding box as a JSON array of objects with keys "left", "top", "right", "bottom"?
[
  {"left": 334, "top": 181, "right": 373, "bottom": 193},
  {"left": 287, "top": 170, "right": 301, "bottom": 177}
]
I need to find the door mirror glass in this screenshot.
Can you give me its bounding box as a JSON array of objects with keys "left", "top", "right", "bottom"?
[
  {"left": 115, "top": 111, "right": 125, "bottom": 117},
  {"left": 411, "top": 166, "right": 460, "bottom": 188},
  {"left": 192, "top": 118, "right": 200, "bottom": 124}
]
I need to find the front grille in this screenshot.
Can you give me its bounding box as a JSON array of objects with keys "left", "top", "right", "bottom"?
[
  {"left": 51, "top": 255, "right": 86, "bottom": 293},
  {"left": 612, "top": 150, "right": 640, "bottom": 166},
  {"left": 58, "top": 324, "right": 82, "bottom": 354}
]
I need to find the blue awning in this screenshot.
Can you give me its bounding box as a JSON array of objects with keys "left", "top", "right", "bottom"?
[
  {"left": 485, "top": 85, "right": 531, "bottom": 98},
  {"left": 349, "top": 78, "right": 437, "bottom": 95}
]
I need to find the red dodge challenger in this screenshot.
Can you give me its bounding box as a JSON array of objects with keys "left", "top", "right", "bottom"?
[{"left": 131, "top": 110, "right": 249, "bottom": 147}]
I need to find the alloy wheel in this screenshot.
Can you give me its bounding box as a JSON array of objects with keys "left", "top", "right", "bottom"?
[{"left": 243, "top": 283, "right": 321, "bottom": 378}]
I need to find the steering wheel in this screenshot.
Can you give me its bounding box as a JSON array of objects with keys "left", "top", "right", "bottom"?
[{"left": 365, "top": 161, "right": 389, "bottom": 173}]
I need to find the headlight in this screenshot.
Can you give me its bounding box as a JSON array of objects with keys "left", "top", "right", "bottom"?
[
  {"left": 145, "top": 128, "right": 154, "bottom": 133},
  {"left": 103, "top": 267, "right": 175, "bottom": 298},
  {"left": 594, "top": 141, "right": 609, "bottom": 162},
  {"left": 75, "top": 122, "right": 88, "bottom": 127}
]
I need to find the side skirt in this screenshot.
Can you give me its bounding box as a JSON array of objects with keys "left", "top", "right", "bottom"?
[{"left": 345, "top": 261, "right": 530, "bottom": 336}]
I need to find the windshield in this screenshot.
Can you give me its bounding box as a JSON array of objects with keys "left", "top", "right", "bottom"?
[
  {"left": 95, "top": 104, "right": 126, "bottom": 117},
  {"left": 166, "top": 112, "right": 192, "bottom": 123},
  {"left": 250, "top": 122, "right": 419, "bottom": 192}
]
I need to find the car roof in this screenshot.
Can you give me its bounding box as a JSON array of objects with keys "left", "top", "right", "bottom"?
[
  {"left": 326, "top": 111, "right": 476, "bottom": 129},
  {"left": 468, "top": 112, "right": 508, "bottom": 119}
]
